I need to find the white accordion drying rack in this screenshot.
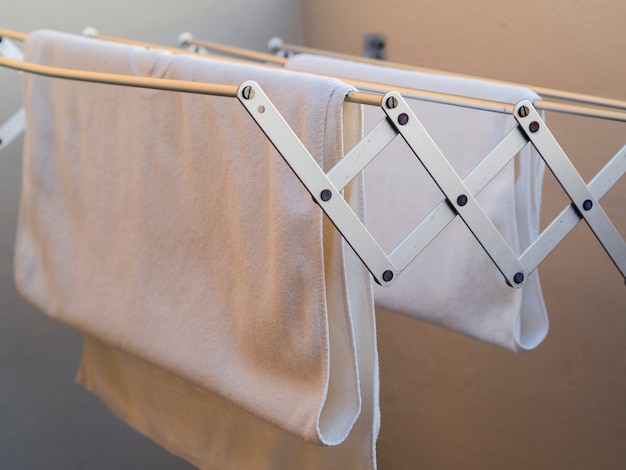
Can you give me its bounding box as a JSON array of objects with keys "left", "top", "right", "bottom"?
[
  {"left": 237, "top": 82, "right": 626, "bottom": 287},
  {"left": 1, "top": 29, "right": 625, "bottom": 288}
]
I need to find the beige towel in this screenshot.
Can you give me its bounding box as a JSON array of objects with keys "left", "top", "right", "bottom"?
[
  {"left": 15, "top": 29, "right": 375, "bottom": 449},
  {"left": 77, "top": 198, "right": 380, "bottom": 468},
  {"left": 76, "top": 115, "right": 380, "bottom": 470},
  {"left": 287, "top": 54, "right": 548, "bottom": 352}
]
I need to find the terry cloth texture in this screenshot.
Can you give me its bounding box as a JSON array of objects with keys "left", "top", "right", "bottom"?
[{"left": 75, "top": 98, "right": 379, "bottom": 470}]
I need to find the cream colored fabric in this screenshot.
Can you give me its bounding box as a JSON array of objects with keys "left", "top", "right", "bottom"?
[
  {"left": 77, "top": 213, "right": 379, "bottom": 469},
  {"left": 76, "top": 104, "right": 379, "bottom": 469},
  {"left": 287, "top": 54, "right": 548, "bottom": 352},
  {"left": 15, "top": 29, "right": 375, "bottom": 448}
]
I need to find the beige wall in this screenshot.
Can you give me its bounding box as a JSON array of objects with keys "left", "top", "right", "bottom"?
[{"left": 303, "top": 1, "right": 626, "bottom": 469}]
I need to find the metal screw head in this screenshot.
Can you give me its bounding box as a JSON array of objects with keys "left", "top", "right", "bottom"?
[
  {"left": 518, "top": 106, "right": 530, "bottom": 118},
  {"left": 320, "top": 189, "right": 332, "bottom": 202},
  {"left": 398, "top": 113, "right": 409, "bottom": 125},
  {"left": 382, "top": 270, "right": 394, "bottom": 282},
  {"left": 513, "top": 272, "right": 525, "bottom": 284},
  {"left": 529, "top": 121, "right": 540, "bottom": 133},
  {"left": 456, "top": 194, "right": 468, "bottom": 207},
  {"left": 386, "top": 96, "right": 398, "bottom": 109},
  {"left": 242, "top": 86, "right": 255, "bottom": 100},
  {"left": 583, "top": 199, "right": 593, "bottom": 211}
]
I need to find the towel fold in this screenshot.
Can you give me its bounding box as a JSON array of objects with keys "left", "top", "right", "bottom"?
[
  {"left": 15, "top": 30, "right": 376, "bottom": 449},
  {"left": 77, "top": 211, "right": 380, "bottom": 469},
  {"left": 76, "top": 126, "right": 380, "bottom": 470},
  {"left": 287, "top": 54, "right": 548, "bottom": 352}
]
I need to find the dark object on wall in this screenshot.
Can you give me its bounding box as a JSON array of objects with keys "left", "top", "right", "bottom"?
[{"left": 362, "top": 34, "right": 386, "bottom": 59}]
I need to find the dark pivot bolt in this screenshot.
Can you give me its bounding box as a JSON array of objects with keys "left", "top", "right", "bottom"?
[
  {"left": 513, "top": 272, "right": 525, "bottom": 284},
  {"left": 582, "top": 199, "right": 593, "bottom": 211},
  {"left": 397, "top": 113, "right": 409, "bottom": 125},
  {"left": 456, "top": 194, "right": 468, "bottom": 206},
  {"left": 320, "top": 189, "right": 332, "bottom": 202},
  {"left": 382, "top": 270, "right": 394, "bottom": 282},
  {"left": 529, "top": 121, "right": 540, "bottom": 133}
]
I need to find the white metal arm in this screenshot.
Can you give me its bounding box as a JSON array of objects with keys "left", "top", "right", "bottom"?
[
  {"left": 514, "top": 101, "right": 626, "bottom": 279},
  {"left": 238, "top": 81, "right": 626, "bottom": 287},
  {"left": 237, "top": 80, "right": 397, "bottom": 286}
]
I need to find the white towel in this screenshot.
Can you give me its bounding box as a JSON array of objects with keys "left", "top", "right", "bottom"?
[
  {"left": 77, "top": 217, "right": 380, "bottom": 469},
  {"left": 287, "top": 54, "right": 548, "bottom": 352},
  {"left": 75, "top": 127, "right": 380, "bottom": 470},
  {"left": 15, "top": 29, "right": 376, "bottom": 451}
]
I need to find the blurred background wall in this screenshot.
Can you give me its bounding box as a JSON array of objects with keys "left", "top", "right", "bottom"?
[
  {"left": 301, "top": 1, "right": 626, "bottom": 469},
  {"left": 1, "top": 1, "right": 625, "bottom": 469}
]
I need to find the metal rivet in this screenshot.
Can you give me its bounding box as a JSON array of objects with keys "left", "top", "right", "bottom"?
[
  {"left": 320, "top": 189, "right": 332, "bottom": 202},
  {"left": 514, "top": 272, "right": 525, "bottom": 284},
  {"left": 583, "top": 199, "right": 593, "bottom": 211},
  {"left": 242, "top": 86, "right": 254, "bottom": 100},
  {"left": 456, "top": 194, "right": 468, "bottom": 206},
  {"left": 386, "top": 96, "right": 398, "bottom": 109},
  {"left": 382, "top": 270, "right": 394, "bottom": 282},
  {"left": 398, "top": 113, "right": 409, "bottom": 125},
  {"left": 518, "top": 105, "right": 530, "bottom": 118},
  {"left": 529, "top": 121, "right": 540, "bottom": 133}
]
